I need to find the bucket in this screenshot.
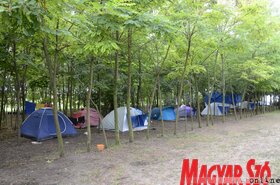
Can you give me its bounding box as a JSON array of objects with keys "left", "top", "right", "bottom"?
[{"left": 96, "top": 144, "right": 105, "bottom": 152}]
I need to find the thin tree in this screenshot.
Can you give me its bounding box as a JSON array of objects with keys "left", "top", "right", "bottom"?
[
  {"left": 189, "top": 79, "right": 194, "bottom": 130},
  {"left": 221, "top": 53, "right": 226, "bottom": 123},
  {"left": 43, "top": 20, "right": 64, "bottom": 157},
  {"left": 194, "top": 75, "right": 202, "bottom": 128},
  {"left": 11, "top": 42, "right": 21, "bottom": 142},
  {"left": 231, "top": 87, "right": 238, "bottom": 120},
  {"left": 136, "top": 55, "right": 142, "bottom": 109},
  {"left": 174, "top": 25, "right": 195, "bottom": 135},
  {"left": 146, "top": 44, "right": 171, "bottom": 139},
  {"left": 158, "top": 80, "right": 164, "bottom": 137},
  {"left": 114, "top": 31, "right": 120, "bottom": 145},
  {"left": 86, "top": 58, "right": 94, "bottom": 152},
  {"left": 126, "top": 28, "right": 134, "bottom": 143}
]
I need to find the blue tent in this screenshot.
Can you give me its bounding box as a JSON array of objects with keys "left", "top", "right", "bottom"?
[
  {"left": 21, "top": 108, "right": 77, "bottom": 141},
  {"left": 217, "top": 105, "right": 230, "bottom": 114},
  {"left": 151, "top": 106, "right": 176, "bottom": 121},
  {"left": 204, "top": 92, "right": 242, "bottom": 105},
  {"left": 131, "top": 114, "right": 148, "bottom": 128},
  {"left": 249, "top": 102, "right": 255, "bottom": 110},
  {"left": 25, "top": 101, "right": 36, "bottom": 115}
]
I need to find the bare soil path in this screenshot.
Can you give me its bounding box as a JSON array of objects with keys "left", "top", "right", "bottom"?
[{"left": 0, "top": 112, "right": 280, "bottom": 185}]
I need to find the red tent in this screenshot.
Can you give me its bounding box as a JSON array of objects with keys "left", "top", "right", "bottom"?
[{"left": 72, "top": 108, "right": 100, "bottom": 128}]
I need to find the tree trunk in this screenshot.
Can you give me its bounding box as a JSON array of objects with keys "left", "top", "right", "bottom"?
[
  {"left": 3, "top": 92, "right": 8, "bottom": 128},
  {"left": 156, "top": 89, "right": 159, "bottom": 107},
  {"left": 136, "top": 57, "right": 142, "bottom": 109},
  {"left": 146, "top": 84, "right": 157, "bottom": 139},
  {"left": 51, "top": 71, "right": 64, "bottom": 157},
  {"left": 62, "top": 78, "right": 66, "bottom": 113},
  {"left": 97, "top": 59, "right": 101, "bottom": 114},
  {"left": 206, "top": 51, "right": 218, "bottom": 126},
  {"left": 21, "top": 65, "right": 28, "bottom": 122},
  {"left": 262, "top": 92, "right": 265, "bottom": 114},
  {"left": 12, "top": 42, "right": 21, "bottom": 141},
  {"left": 184, "top": 89, "right": 187, "bottom": 133},
  {"left": 173, "top": 26, "right": 195, "bottom": 135},
  {"left": 114, "top": 31, "right": 120, "bottom": 145},
  {"left": 65, "top": 76, "right": 69, "bottom": 115},
  {"left": 189, "top": 80, "right": 194, "bottom": 130},
  {"left": 86, "top": 58, "right": 94, "bottom": 152},
  {"left": 10, "top": 97, "right": 14, "bottom": 129},
  {"left": 270, "top": 94, "right": 273, "bottom": 112},
  {"left": 77, "top": 90, "right": 80, "bottom": 110},
  {"left": 240, "top": 87, "right": 247, "bottom": 119},
  {"left": 69, "top": 62, "right": 73, "bottom": 116},
  {"left": 126, "top": 28, "right": 134, "bottom": 143},
  {"left": 43, "top": 20, "right": 64, "bottom": 157},
  {"left": 194, "top": 77, "right": 201, "bottom": 128},
  {"left": 221, "top": 53, "right": 226, "bottom": 123},
  {"left": 86, "top": 95, "right": 108, "bottom": 148},
  {"left": 212, "top": 51, "right": 219, "bottom": 125},
  {"left": 175, "top": 29, "right": 193, "bottom": 135},
  {"left": 0, "top": 69, "right": 7, "bottom": 129},
  {"left": 8, "top": 81, "right": 14, "bottom": 129},
  {"left": 131, "top": 86, "right": 135, "bottom": 108},
  {"left": 206, "top": 71, "right": 210, "bottom": 127},
  {"left": 58, "top": 86, "right": 62, "bottom": 111},
  {"left": 207, "top": 90, "right": 214, "bottom": 125},
  {"left": 158, "top": 81, "right": 164, "bottom": 137},
  {"left": 146, "top": 45, "right": 170, "bottom": 139},
  {"left": 231, "top": 89, "right": 238, "bottom": 121},
  {"left": 255, "top": 93, "right": 258, "bottom": 115}
]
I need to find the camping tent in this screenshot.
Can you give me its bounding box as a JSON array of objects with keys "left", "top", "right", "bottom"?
[
  {"left": 151, "top": 106, "right": 176, "bottom": 121},
  {"left": 102, "top": 107, "right": 148, "bottom": 132},
  {"left": 25, "top": 101, "right": 36, "bottom": 115},
  {"left": 236, "top": 101, "right": 248, "bottom": 109},
  {"left": 201, "top": 102, "right": 230, "bottom": 116},
  {"left": 175, "top": 105, "right": 194, "bottom": 117},
  {"left": 71, "top": 108, "right": 100, "bottom": 128},
  {"left": 21, "top": 108, "right": 77, "bottom": 141},
  {"left": 204, "top": 92, "right": 242, "bottom": 105},
  {"left": 249, "top": 102, "right": 255, "bottom": 110}
]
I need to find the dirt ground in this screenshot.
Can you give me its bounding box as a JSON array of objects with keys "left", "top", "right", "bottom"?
[{"left": 0, "top": 112, "right": 280, "bottom": 185}]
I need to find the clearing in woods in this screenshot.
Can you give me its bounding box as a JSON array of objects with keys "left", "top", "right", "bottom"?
[{"left": 0, "top": 112, "right": 280, "bottom": 185}]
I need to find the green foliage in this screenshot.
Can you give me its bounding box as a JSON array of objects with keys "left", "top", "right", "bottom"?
[
  {"left": 0, "top": 0, "right": 280, "bottom": 115},
  {"left": 239, "top": 57, "right": 274, "bottom": 84}
]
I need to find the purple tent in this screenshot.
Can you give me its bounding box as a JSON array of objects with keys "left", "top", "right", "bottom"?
[{"left": 178, "top": 105, "right": 193, "bottom": 117}]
